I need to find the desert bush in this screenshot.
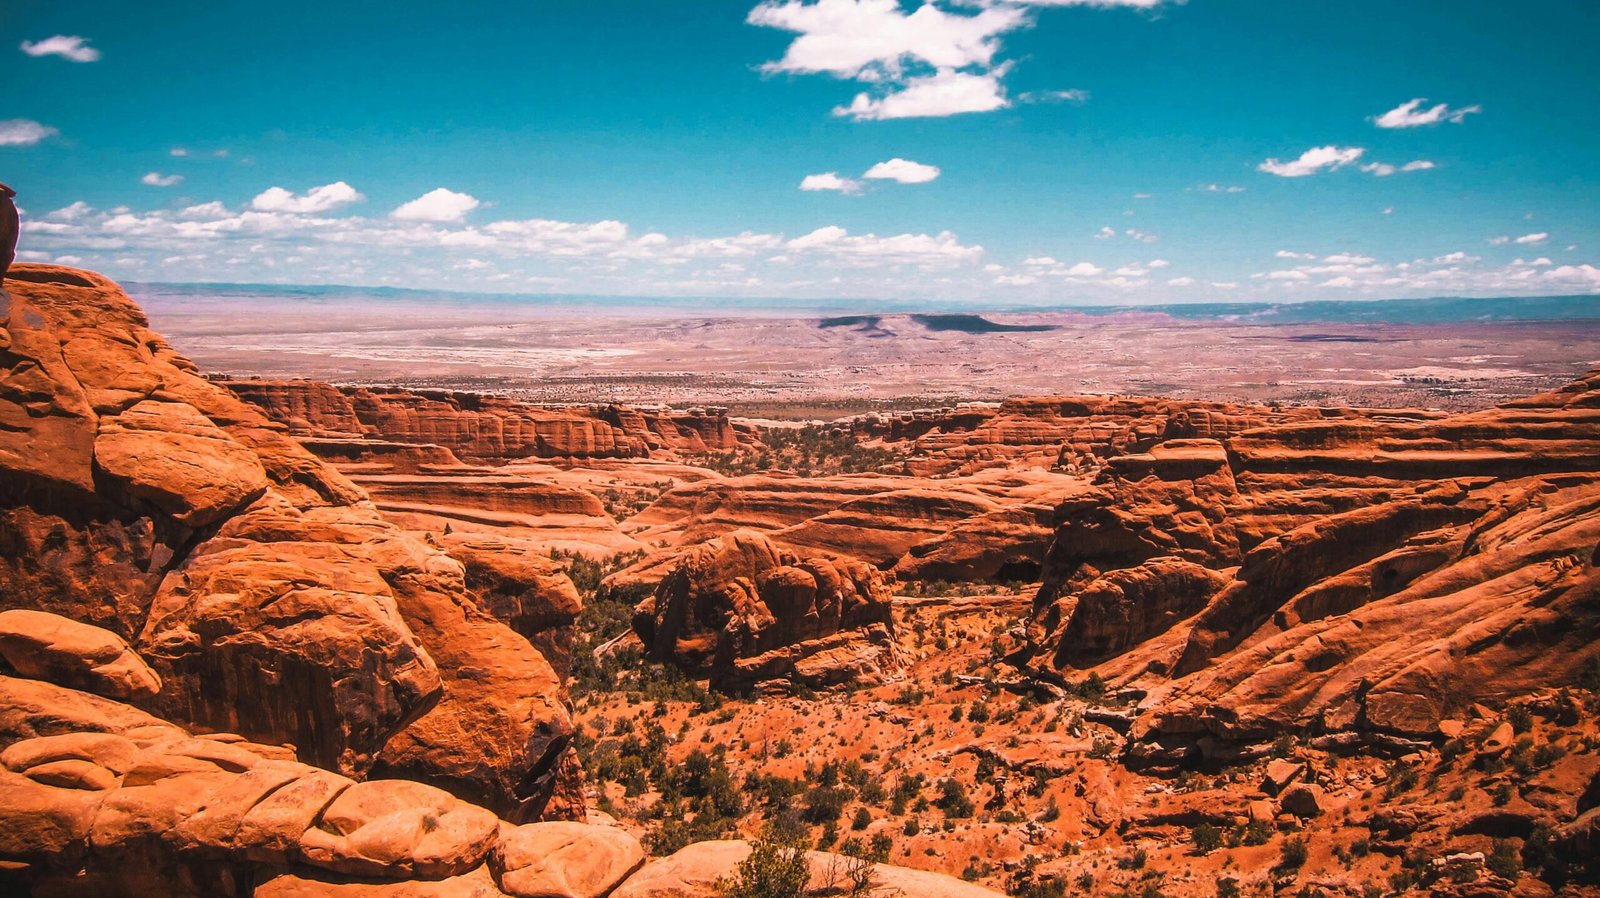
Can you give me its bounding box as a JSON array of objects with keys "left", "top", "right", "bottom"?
[{"left": 718, "top": 831, "right": 811, "bottom": 898}]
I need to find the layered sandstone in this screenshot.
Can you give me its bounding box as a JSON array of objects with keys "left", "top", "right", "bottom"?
[{"left": 224, "top": 379, "right": 754, "bottom": 463}]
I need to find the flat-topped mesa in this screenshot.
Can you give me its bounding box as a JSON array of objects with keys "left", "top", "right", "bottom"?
[
  {"left": 1025, "top": 365, "right": 1600, "bottom": 760},
  {"left": 631, "top": 530, "right": 902, "bottom": 691},
  {"left": 0, "top": 265, "right": 585, "bottom": 822},
  {"left": 223, "top": 378, "right": 755, "bottom": 464}
]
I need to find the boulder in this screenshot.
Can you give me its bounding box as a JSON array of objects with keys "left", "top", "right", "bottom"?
[
  {"left": 491, "top": 822, "right": 644, "bottom": 898},
  {"left": 1279, "top": 783, "right": 1326, "bottom": 819},
  {"left": 0, "top": 609, "right": 161, "bottom": 699},
  {"left": 297, "top": 780, "right": 501, "bottom": 880},
  {"left": 1262, "top": 759, "right": 1304, "bottom": 795}
]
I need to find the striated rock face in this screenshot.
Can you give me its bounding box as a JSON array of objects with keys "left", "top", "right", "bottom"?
[
  {"left": 0, "top": 265, "right": 582, "bottom": 820},
  {"left": 1027, "top": 368, "right": 1600, "bottom": 756},
  {"left": 225, "top": 380, "right": 754, "bottom": 463},
  {"left": 631, "top": 530, "right": 901, "bottom": 690}
]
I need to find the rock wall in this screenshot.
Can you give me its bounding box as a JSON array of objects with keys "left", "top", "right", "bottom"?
[{"left": 225, "top": 379, "right": 754, "bottom": 462}]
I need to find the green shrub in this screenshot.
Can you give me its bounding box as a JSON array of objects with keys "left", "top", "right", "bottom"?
[{"left": 718, "top": 832, "right": 811, "bottom": 898}]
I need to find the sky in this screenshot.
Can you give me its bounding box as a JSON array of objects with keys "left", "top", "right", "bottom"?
[{"left": 4, "top": 0, "right": 1600, "bottom": 304}]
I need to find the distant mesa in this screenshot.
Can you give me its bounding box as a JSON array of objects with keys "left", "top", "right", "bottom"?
[
  {"left": 1284, "top": 333, "right": 1385, "bottom": 343},
  {"left": 817, "top": 313, "right": 1057, "bottom": 335}
]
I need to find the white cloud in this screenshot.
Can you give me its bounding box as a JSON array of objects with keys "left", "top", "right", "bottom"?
[
  {"left": 748, "top": 0, "right": 1024, "bottom": 80},
  {"left": 1019, "top": 88, "right": 1090, "bottom": 104},
  {"left": 1324, "top": 253, "right": 1375, "bottom": 264},
  {"left": 1361, "top": 158, "right": 1434, "bottom": 177},
  {"left": 800, "top": 172, "right": 862, "bottom": 193},
  {"left": 48, "top": 201, "right": 93, "bottom": 220},
  {"left": 0, "top": 119, "right": 58, "bottom": 147},
  {"left": 170, "top": 147, "right": 189, "bottom": 157},
  {"left": 1373, "top": 98, "right": 1480, "bottom": 129},
  {"left": 835, "top": 68, "right": 1008, "bottom": 121},
  {"left": 1094, "top": 226, "right": 1116, "bottom": 239},
  {"left": 1488, "top": 236, "right": 1510, "bottom": 246},
  {"left": 1166, "top": 276, "right": 1195, "bottom": 286},
  {"left": 1022, "top": 256, "right": 1059, "bottom": 266},
  {"left": 1514, "top": 232, "right": 1548, "bottom": 245},
  {"left": 1258, "top": 145, "right": 1365, "bottom": 177},
  {"left": 1015, "top": 0, "right": 1173, "bottom": 6},
  {"left": 391, "top": 187, "right": 481, "bottom": 222},
  {"left": 1125, "top": 228, "right": 1157, "bottom": 243},
  {"left": 141, "top": 172, "right": 184, "bottom": 187},
  {"left": 1147, "top": 259, "right": 1169, "bottom": 268},
  {"left": 784, "top": 225, "right": 983, "bottom": 264},
  {"left": 250, "top": 182, "right": 365, "bottom": 214},
  {"left": 1197, "top": 183, "right": 1245, "bottom": 193},
  {"left": 19, "top": 35, "right": 100, "bottom": 63},
  {"left": 1064, "top": 262, "right": 1103, "bottom": 276},
  {"left": 996, "top": 273, "right": 1038, "bottom": 285},
  {"left": 1275, "top": 250, "right": 1315, "bottom": 260},
  {"left": 862, "top": 158, "right": 940, "bottom": 183}
]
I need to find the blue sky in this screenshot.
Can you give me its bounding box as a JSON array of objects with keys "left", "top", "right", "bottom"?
[{"left": 4, "top": 0, "right": 1599, "bottom": 303}]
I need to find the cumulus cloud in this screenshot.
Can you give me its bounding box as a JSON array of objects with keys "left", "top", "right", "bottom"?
[
  {"left": 749, "top": 0, "right": 1161, "bottom": 120},
  {"left": 800, "top": 172, "right": 862, "bottom": 193},
  {"left": 250, "top": 182, "right": 364, "bottom": 214},
  {"left": 862, "top": 157, "right": 940, "bottom": 183},
  {"left": 141, "top": 172, "right": 184, "bottom": 187},
  {"left": 20, "top": 35, "right": 100, "bottom": 62},
  {"left": 1258, "top": 145, "right": 1365, "bottom": 177},
  {"left": 0, "top": 119, "right": 58, "bottom": 147},
  {"left": 748, "top": 0, "right": 1024, "bottom": 80},
  {"left": 1275, "top": 250, "right": 1315, "bottom": 260},
  {"left": 835, "top": 68, "right": 1008, "bottom": 120},
  {"left": 391, "top": 187, "right": 481, "bottom": 222},
  {"left": 1373, "top": 98, "right": 1480, "bottom": 129},
  {"left": 1514, "top": 232, "right": 1549, "bottom": 245},
  {"left": 1064, "top": 261, "right": 1103, "bottom": 276}
]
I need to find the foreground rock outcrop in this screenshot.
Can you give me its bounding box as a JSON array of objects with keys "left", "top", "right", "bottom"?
[
  {"left": 631, "top": 530, "right": 902, "bottom": 690},
  {"left": 0, "top": 265, "right": 582, "bottom": 821}
]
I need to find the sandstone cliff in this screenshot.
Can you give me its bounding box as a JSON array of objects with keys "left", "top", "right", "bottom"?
[{"left": 0, "top": 264, "right": 583, "bottom": 821}]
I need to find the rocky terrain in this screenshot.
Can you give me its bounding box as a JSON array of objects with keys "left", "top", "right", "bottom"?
[{"left": 3, "top": 263, "right": 1598, "bottom": 897}]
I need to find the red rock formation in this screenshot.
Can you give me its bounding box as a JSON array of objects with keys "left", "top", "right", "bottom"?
[
  {"left": 1026, "top": 367, "right": 1600, "bottom": 756},
  {"left": 632, "top": 531, "right": 901, "bottom": 690},
  {"left": 0, "top": 265, "right": 582, "bottom": 821},
  {"left": 225, "top": 379, "right": 754, "bottom": 463}
]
